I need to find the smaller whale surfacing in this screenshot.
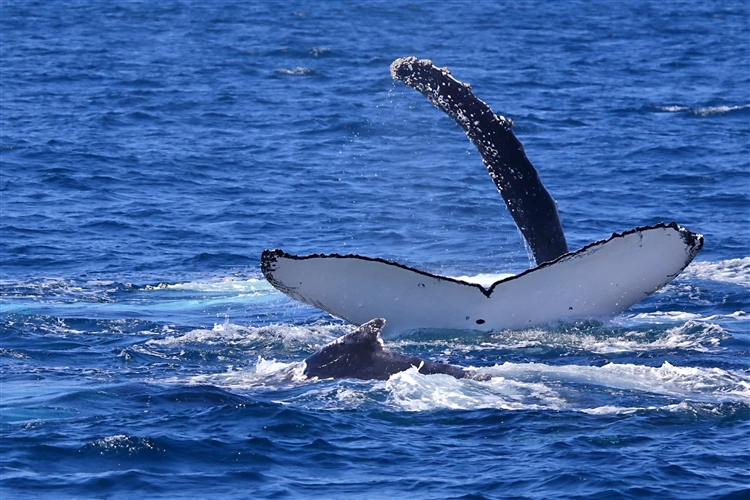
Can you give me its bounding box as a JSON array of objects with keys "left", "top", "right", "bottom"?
[{"left": 303, "top": 318, "right": 488, "bottom": 381}]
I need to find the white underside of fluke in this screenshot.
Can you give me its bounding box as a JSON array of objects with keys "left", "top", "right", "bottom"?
[{"left": 261, "top": 223, "right": 703, "bottom": 337}]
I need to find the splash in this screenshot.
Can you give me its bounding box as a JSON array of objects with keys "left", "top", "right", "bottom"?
[
  {"left": 383, "top": 360, "right": 750, "bottom": 412},
  {"left": 680, "top": 258, "right": 750, "bottom": 288},
  {"left": 386, "top": 366, "right": 564, "bottom": 411},
  {"left": 180, "top": 357, "right": 306, "bottom": 389},
  {"left": 146, "top": 321, "right": 345, "bottom": 348},
  {"left": 486, "top": 361, "right": 750, "bottom": 403}
]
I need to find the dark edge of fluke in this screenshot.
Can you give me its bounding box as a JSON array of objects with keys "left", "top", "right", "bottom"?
[{"left": 390, "top": 56, "right": 568, "bottom": 265}]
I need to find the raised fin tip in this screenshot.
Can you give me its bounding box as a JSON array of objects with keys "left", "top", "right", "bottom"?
[
  {"left": 362, "top": 317, "right": 386, "bottom": 330},
  {"left": 342, "top": 318, "right": 386, "bottom": 348},
  {"left": 390, "top": 56, "right": 416, "bottom": 79},
  {"left": 390, "top": 56, "right": 435, "bottom": 80}
]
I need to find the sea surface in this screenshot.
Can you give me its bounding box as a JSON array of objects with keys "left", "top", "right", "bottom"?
[{"left": 1, "top": 1, "right": 749, "bottom": 498}]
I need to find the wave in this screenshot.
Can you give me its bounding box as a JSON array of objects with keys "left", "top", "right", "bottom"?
[
  {"left": 386, "top": 360, "right": 750, "bottom": 412},
  {"left": 145, "top": 320, "right": 343, "bottom": 348},
  {"left": 0, "top": 277, "right": 274, "bottom": 297},
  {"left": 274, "top": 67, "right": 319, "bottom": 76},
  {"left": 144, "top": 278, "right": 273, "bottom": 294},
  {"left": 653, "top": 103, "right": 750, "bottom": 117},
  {"left": 142, "top": 310, "right": 730, "bottom": 356},
  {"left": 83, "top": 435, "right": 158, "bottom": 454},
  {"left": 624, "top": 310, "right": 748, "bottom": 323},
  {"left": 189, "top": 357, "right": 307, "bottom": 388},
  {"left": 390, "top": 318, "right": 729, "bottom": 354},
  {"left": 0, "top": 277, "right": 282, "bottom": 315},
  {"left": 151, "top": 352, "right": 750, "bottom": 413},
  {"left": 484, "top": 361, "right": 750, "bottom": 401},
  {"left": 681, "top": 258, "right": 750, "bottom": 288}
]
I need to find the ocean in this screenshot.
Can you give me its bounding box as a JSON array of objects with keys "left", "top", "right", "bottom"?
[{"left": 1, "top": 1, "right": 749, "bottom": 498}]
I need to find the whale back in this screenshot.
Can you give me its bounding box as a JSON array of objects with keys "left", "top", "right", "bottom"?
[{"left": 303, "top": 318, "right": 386, "bottom": 380}]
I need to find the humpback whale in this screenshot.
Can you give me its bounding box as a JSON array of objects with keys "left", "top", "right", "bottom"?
[
  {"left": 303, "top": 318, "right": 482, "bottom": 381},
  {"left": 261, "top": 57, "right": 703, "bottom": 336}
]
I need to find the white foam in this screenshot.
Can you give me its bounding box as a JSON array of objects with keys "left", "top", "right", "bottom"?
[
  {"left": 146, "top": 278, "right": 274, "bottom": 294},
  {"left": 169, "top": 356, "right": 306, "bottom": 390},
  {"left": 0, "top": 348, "right": 30, "bottom": 359},
  {"left": 146, "top": 322, "right": 260, "bottom": 347},
  {"left": 385, "top": 366, "right": 565, "bottom": 411},
  {"left": 681, "top": 258, "right": 750, "bottom": 287},
  {"left": 604, "top": 320, "right": 726, "bottom": 352},
  {"left": 383, "top": 360, "right": 750, "bottom": 412},
  {"left": 235, "top": 357, "right": 304, "bottom": 385},
  {"left": 625, "top": 310, "right": 748, "bottom": 325},
  {"left": 578, "top": 403, "right": 695, "bottom": 415},
  {"left": 86, "top": 435, "right": 156, "bottom": 452},
  {"left": 692, "top": 104, "right": 750, "bottom": 116},
  {"left": 579, "top": 405, "right": 645, "bottom": 415},
  {"left": 425, "top": 319, "right": 728, "bottom": 354},
  {"left": 486, "top": 361, "right": 750, "bottom": 403},
  {"left": 656, "top": 104, "right": 750, "bottom": 116},
  {"left": 275, "top": 67, "right": 317, "bottom": 76},
  {"left": 658, "top": 105, "right": 689, "bottom": 112},
  {"left": 624, "top": 311, "right": 707, "bottom": 323},
  {"left": 154, "top": 354, "right": 750, "bottom": 413},
  {"left": 146, "top": 321, "right": 343, "bottom": 348}
]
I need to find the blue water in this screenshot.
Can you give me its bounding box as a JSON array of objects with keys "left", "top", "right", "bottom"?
[{"left": 2, "top": 1, "right": 749, "bottom": 498}]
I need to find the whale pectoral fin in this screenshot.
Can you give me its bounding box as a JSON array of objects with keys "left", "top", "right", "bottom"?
[{"left": 390, "top": 56, "right": 568, "bottom": 265}]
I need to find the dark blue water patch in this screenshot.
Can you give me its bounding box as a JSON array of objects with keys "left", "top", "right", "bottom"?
[
  {"left": 3, "top": 381, "right": 749, "bottom": 499},
  {"left": 0, "top": 402, "right": 740, "bottom": 491},
  {"left": 181, "top": 253, "right": 257, "bottom": 267}
]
